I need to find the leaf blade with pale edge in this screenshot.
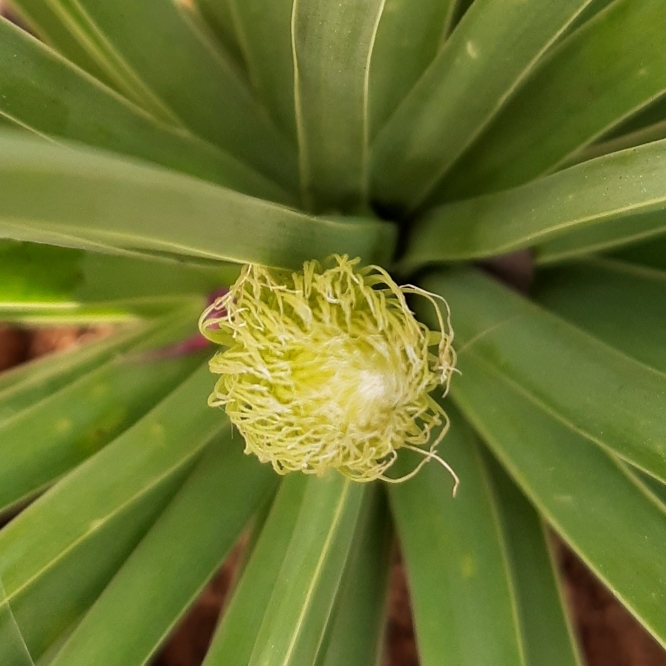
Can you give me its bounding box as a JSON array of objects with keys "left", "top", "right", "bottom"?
[
  {"left": 0, "top": 241, "right": 239, "bottom": 313},
  {"left": 368, "top": 0, "right": 456, "bottom": 140},
  {"left": 0, "top": 19, "right": 289, "bottom": 203},
  {"left": 0, "top": 307, "right": 205, "bottom": 513},
  {"left": 533, "top": 258, "right": 666, "bottom": 372},
  {"left": 201, "top": 475, "right": 309, "bottom": 666},
  {"left": 486, "top": 455, "right": 583, "bottom": 666},
  {"left": 0, "top": 133, "right": 396, "bottom": 269},
  {"left": 48, "top": 436, "right": 276, "bottom": 666},
  {"left": 449, "top": 348, "right": 666, "bottom": 648},
  {"left": 195, "top": 0, "right": 246, "bottom": 73},
  {"left": 314, "top": 486, "right": 392, "bottom": 666},
  {"left": 227, "top": 0, "right": 297, "bottom": 142},
  {"left": 0, "top": 577, "right": 36, "bottom": 666},
  {"left": 248, "top": 474, "right": 365, "bottom": 666},
  {"left": 370, "top": 0, "right": 592, "bottom": 213},
  {"left": 8, "top": 0, "right": 114, "bottom": 87},
  {"left": 293, "top": 0, "right": 386, "bottom": 212},
  {"left": 439, "top": 0, "right": 666, "bottom": 201},
  {"left": 0, "top": 322, "right": 149, "bottom": 421},
  {"left": 535, "top": 209, "right": 666, "bottom": 265},
  {"left": 389, "top": 410, "right": 525, "bottom": 666},
  {"left": 420, "top": 269, "right": 666, "bottom": 485},
  {"left": 0, "top": 363, "right": 223, "bottom": 660},
  {"left": 401, "top": 139, "right": 666, "bottom": 268},
  {"left": 58, "top": 0, "right": 298, "bottom": 189}
]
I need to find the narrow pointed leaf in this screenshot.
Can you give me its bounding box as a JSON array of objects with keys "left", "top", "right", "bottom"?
[
  {"left": 486, "top": 456, "right": 583, "bottom": 666},
  {"left": 371, "top": 0, "right": 592, "bottom": 213},
  {"left": 0, "top": 322, "right": 151, "bottom": 420},
  {"left": 293, "top": 0, "right": 386, "bottom": 212},
  {"left": 533, "top": 258, "right": 666, "bottom": 372},
  {"left": 59, "top": 0, "right": 298, "bottom": 189},
  {"left": 390, "top": 409, "right": 525, "bottom": 666},
  {"left": 0, "top": 578, "right": 36, "bottom": 666},
  {"left": 314, "top": 487, "right": 392, "bottom": 666},
  {"left": 562, "top": 0, "right": 616, "bottom": 38},
  {"left": 609, "top": 234, "right": 666, "bottom": 271},
  {"left": 608, "top": 95, "right": 666, "bottom": 141},
  {"left": 402, "top": 139, "right": 666, "bottom": 267},
  {"left": 0, "top": 308, "right": 205, "bottom": 513},
  {"left": 440, "top": 0, "right": 666, "bottom": 201},
  {"left": 0, "top": 134, "right": 396, "bottom": 269},
  {"left": 450, "top": 349, "right": 666, "bottom": 648},
  {"left": 421, "top": 269, "right": 666, "bottom": 485},
  {"left": 202, "top": 475, "right": 308, "bottom": 666},
  {"left": 630, "top": 469, "right": 666, "bottom": 508},
  {"left": 536, "top": 209, "right": 666, "bottom": 265},
  {"left": 0, "top": 362, "right": 224, "bottom": 657},
  {"left": 0, "top": 241, "right": 239, "bottom": 312},
  {"left": 0, "top": 20, "right": 289, "bottom": 202},
  {"left": 49, "top": 436, "right": 276, "bottom": 666},
  {"left": 226, "top": 0, "right": 296, "bottom": 142},
  {"left": 565, "top": 119, "right": 666, "bottom": 168},
  {"left": 368, "top": 0, "right": 457, "bottom": 139},
  {"left": 8, "top": 0, "right": 114, "bottom": 86},
  {"left": 248, "top": 475, "right": 365, "bottom": 666},
  {"left": 195, "top": 0, "right": 246, "bottom": 72},
  {"left": 1, "top": 468, "right": 185, "bottom": 662}
]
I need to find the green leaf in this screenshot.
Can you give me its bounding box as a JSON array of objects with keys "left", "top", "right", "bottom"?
[
  {"left": 54, "top": 0, "right": 299, "bottom": 189},
  {"left": 8, "top": 0, "right": 115, "bottom": 87},
  {"left": 292, "top": 0, "right": 386, "bottom": 212},
  {"left": 439, "top": 0, "right": 666, "bottom": 201},
  {"left": 486, "top": 456, "right": 583, "bottom": 666},
  {"left": 1, "top": 464, "right": 185, "bottom": 663},
  {"left": 401, "top": 139, "right": 666, "bottom": 267},
  {"left": 609, "top": 234, "right": 666, "bottom": 272},
  {"left": 564, "top": 119, "right": 666, "bottom": 168},
  {"left": 0, "top": 133, "right": 396, "bottom": 269},
  {"left": 536, "top": 209, "right": 666, "bottom": 265},
  {"left": 370, "top": 0, "right": 592, "bottom": 213},
  {"left": 194, "top": 0, "right": 247, "bottom": 73},
  {"left": 389, "top": 409, "right": 525, "bottom": 666},
  {"left": 48, "top": 435, "right": 276, "bottom": 666},
  {"left": 607, "top": 95, "right": 666, "bottom": 140},
  {"left": 628, "top": 468, "right": 666, "bottom": 508},
  {"left": 449, "top": 348, "right": 666, "bottom": 649},
  {"left": 0, "top": 241, "right": 239, "bottom": 312},
  {"left": 0, "top": 363, "right": 224, "bottom": 660},
  {"left": 0, "top": 20, "right": 289, "bottom": 203},
  {"left": 368, "top": 0, "right": 457, "bottom": 139},
  {"left": 0, "top": 308, "right": 206, "bottom": 513},
  {"left": 226, "top": 0, "right": 297, "bottom": 143},
  {"left": 533, "top": 258, "right": 666, "bottom": 372},
  {"left": 202, "top": 475, "right": 308, "bottom": 666},
  {"left": 420, "top": 268, "right": 666, "bottom": 485},
  {"left": 314, "top": 486, "right": 392, "bottom": 666},
  {"left": 561, "top": 0, "right": 616, "bottom": 38},
  {"left": 0, "top": 321, "right": 150, "bottom": 416},
  {"left": 204, "top": 474, "right": 367, "bottom": 666},
  {"left": 0, "top": 577, "right": 36, "bottom": 666},
  {"left": 249, "top": 474, "right": 365, "bottom": 666}
]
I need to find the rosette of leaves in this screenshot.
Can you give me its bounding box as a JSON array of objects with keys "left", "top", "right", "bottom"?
[{"left": 1, "top": 0, "right": 666, "bottom": 664}]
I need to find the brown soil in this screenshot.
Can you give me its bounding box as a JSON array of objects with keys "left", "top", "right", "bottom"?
[{"left": 1, "top": 325, "right": 665, "bottom": 666}]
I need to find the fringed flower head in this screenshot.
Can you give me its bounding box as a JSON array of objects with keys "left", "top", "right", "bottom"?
[{"left": 200, "top": 255, "right": 458, "bottom": 491}]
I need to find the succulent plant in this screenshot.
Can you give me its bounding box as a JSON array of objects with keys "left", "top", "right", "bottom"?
[{"left": 1, "top": 0, "right": 666, "bottom": 664}]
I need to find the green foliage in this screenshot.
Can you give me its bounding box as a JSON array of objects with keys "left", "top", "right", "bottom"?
[{"left": 1, "top": 0, "right": 666, "bottom": 663}]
